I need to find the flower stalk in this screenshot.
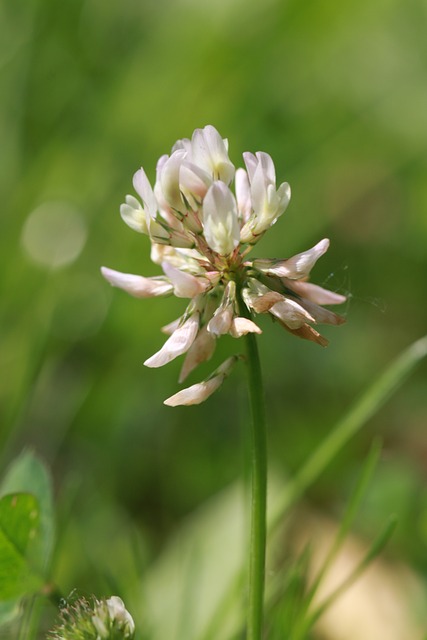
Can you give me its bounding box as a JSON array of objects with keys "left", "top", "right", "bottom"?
[{"left": 243, "top": 317, "right": 267, "bottom": 640}]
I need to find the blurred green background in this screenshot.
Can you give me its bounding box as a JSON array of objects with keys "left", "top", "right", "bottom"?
[{"left": 1, "top": 0, "right": 427, "bottom": 635}]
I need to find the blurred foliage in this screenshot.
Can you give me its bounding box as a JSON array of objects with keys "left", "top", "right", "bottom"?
[{"left": 1, "top": 0, "right": 427, "bottom": 636}]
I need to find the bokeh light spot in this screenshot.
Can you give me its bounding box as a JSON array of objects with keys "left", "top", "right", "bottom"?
[{"left": 21, "top": 201, "right": 87, "bottom": 269}]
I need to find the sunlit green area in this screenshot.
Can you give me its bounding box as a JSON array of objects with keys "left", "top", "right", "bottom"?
[{"left": 1, "top": 0, "right": 427, "bottom": 637}]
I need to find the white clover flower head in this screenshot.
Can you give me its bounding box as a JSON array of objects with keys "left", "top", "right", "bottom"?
[
  {"left": 48, "top": 595, "right": 135, "bottom": 640},
  {"left": 102, "top": 125, "right": 346, "bottom": 406}
]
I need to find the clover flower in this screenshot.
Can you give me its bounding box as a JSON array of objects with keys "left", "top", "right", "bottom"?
[
  {"left": 102, "top": 125, "right": 346, "bottom": 405},
  {"left": 48, "top": 595, "right": 135, "bottom": 640}
]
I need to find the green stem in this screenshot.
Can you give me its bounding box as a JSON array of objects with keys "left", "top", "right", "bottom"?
[{"left": 244, "top": 329, "right": 267, "bottom": 640}]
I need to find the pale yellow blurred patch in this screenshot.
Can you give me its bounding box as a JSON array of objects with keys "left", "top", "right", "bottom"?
[{"left": 293, "top": 510, "right": 426, "bottom": 640}]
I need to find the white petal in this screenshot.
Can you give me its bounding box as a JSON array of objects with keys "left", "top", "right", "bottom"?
[
  {"left": 144, "top": 313, "right": 200, "bottom": 368},
  {"left": 244, "top": 152, "right": 275, "bottom": 214},
  {"left": 161, "top": 261, "right": 208, "bottom": 298},
  {"left": 120, "top": 198, "right": 148, "bottom": 234},
  {"left": 235, "top": 168, "right": 252, "bottom": 223},
  {"left": 250, "top": 160, "right": 268, "bottom": 217},
  {"left": 179, "top": 325, "right": 216, "bottom": 382},
  {"left": 203, "top": 182, "right": 240, "bottom": 255},
  {"left": 125, "top": 195, "right": 142, "bottom": 210},
  {"left": 230, "top": 317, "right": 262, "bottom": 337},
  {"left": 160, "top": 150, "right": 186, "bottom": 213},
  {"left": 192, "top": 126, "right": 235, "bottom": 184},
  {"left": 276, "top": 181, "right": 291, "bottom": 212},
  {"left": 240, "top": 153, "right": 290, "bottom": 240},
  {"left": 153, "top": 245, "right": 204, "bottom": 272},
  {"left": 164, "top": 356, "right": 237, "bottom": 406},
  {"left": 133, "top": 168, "right": 157, "bottom": 217},
  {"left": 101, "top": 266, "right": 173, "bottom": 297},
  {"left": 106, "top": 597, "right": 135, "bottom": 634},
  {"left": 270, "top": 298, "right": 315, "bottom": 329},
  {"left": 161, "top": 317, "right": 182, "bottom": 335},
  {"left": 150, "top": 243, "right": 170, "bottom": 265}
]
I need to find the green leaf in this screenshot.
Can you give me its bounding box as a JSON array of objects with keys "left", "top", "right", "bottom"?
[
  {"left": 0, "top": 451, "right": 54, "bottom": 628},
  {"left": 0, "top": 450, "right": 54, "bottom": 574},
  {"left": 0, "top": 492, "right": 43, "bottom": 600}
]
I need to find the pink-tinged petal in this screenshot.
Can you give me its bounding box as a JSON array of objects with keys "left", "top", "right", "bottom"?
[
  {"left": 242, "top": 151, "right": 257, "bottom": 182},
  {"left": 255, "top": 239, "right": 330, "bottom": 279},
  {"left": 284, "top": 279, "right": 347, "bottom": 305},
  {"left": 172, "top": 137, "right": 192, "bottom": 154},
  {"left": 255, "top": 151, "right": 276, "bottom": 184},
  {"left": 235, "top": 168, "right": 252, "bottom": 223},
  {"left": 230, "top": 317, "right": 262, "bottom": 337},
  {"left": 180, "top": 162, "right": 211, "bottom": 199},
  {"left": 133, "top": 168, "right": 157, "bottom": 217},
  {"left": 207, "top": 308, "right": 233, "bottom": 336},
  {"left": 179, "top": 325, "right": 216, "bottom": 383},
  {"left": 144, "top": 313, "right": 200, "bottom": 368},
  {"left": 207, "top": 280, "right": 236, "bottom": 335},
  {"left": 161, "top": 261, "right": 208, "bottom": 298},
  {"left": 203, "top": 182, "right": 240, "bottom": 255},
  {"left": 205, "top": 271, "right": 221, "bottom": 287},
  {"left": 101, "top": 267, "right": 173, "bottom": 298},
  {"left": 164, "top": 378, "right": 221, "bottom": 407},
  {"left": 270, "top": 298, "right": 315, "bottom": 329},
  {"left": 164, "top": 356, "right": 237, "bottom": 406},
  {"left": 294, "top": 299, "right": 346, "bottom": 325},
  {"left": 156, "top": 154, "right": 169, "bottom": 180}
]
